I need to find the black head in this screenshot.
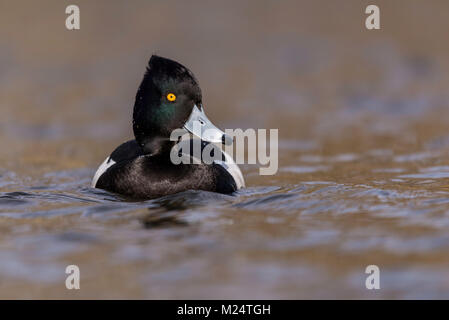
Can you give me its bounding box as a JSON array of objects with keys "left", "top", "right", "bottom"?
[{"left": 133, "top": 55, "right": 202, "bottom": 155}]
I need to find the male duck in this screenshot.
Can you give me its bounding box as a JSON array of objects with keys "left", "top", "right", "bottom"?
[{"left": 92, "top": 55, "right": 245, "bottom": 199}]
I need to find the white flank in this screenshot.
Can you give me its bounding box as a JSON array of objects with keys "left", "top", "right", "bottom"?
[
  {"left": 91, "top": 157, "right": 116, "bottom": 188},
  {"left": 214, "top": 151, "right": 245, "bottom": 190}
]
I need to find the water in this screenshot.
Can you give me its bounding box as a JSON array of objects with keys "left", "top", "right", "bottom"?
[{"left": 2, "top": 0, "right": 449, "bottom": 298}]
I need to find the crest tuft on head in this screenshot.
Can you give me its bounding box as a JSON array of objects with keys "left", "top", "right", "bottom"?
[{"left": 144, "top": 55, "right": 199, "bottom": 86}]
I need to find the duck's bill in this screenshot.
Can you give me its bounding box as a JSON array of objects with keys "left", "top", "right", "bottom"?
[{"left": 183, "top": 105, "right": 232, "bottom": 144}]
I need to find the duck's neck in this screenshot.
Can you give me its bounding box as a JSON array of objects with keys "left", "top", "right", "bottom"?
[{"left": 140, "top": 136, "right": 175, "bottom": 158}]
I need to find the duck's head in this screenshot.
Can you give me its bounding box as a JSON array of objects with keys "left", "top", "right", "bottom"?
[{"left": 133, "top": 55, "right": 228, "bottom": 156}]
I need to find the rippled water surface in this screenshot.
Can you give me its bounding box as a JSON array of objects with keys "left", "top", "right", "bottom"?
[{"left": 2, "top": 0, "right": 449, "bottom": 298}]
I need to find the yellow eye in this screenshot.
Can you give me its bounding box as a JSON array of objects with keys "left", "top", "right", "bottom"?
[{"left": 166, "top": 93, "right": 176, "bottom": 102}]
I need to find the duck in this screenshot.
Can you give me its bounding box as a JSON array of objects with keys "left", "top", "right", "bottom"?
[{"left": 91, "top": 55, "right": 245, "bottom": 199}]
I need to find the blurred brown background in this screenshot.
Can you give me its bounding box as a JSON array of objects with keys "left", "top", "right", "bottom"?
[{"left": 1, "top": 0, "right": 449, "bottom": 173}]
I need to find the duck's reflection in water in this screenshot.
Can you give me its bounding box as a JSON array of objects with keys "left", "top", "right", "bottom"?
[{"left": 140, "top": 190, "right": 234, "bottom": 229}]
